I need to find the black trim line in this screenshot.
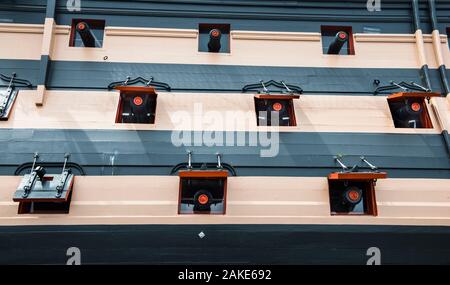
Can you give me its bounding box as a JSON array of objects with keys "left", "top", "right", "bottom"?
[
  {"left": 413, "top": 1, "right": 432, "bottom": 91},
  {"left": 438, "top": 65, "right": 450, "bottom": 95},
  {"left": 3, "top": 0, "right": 450, "bottom": 33},
  {"left": 14, "top": 161, "right": 86, "bottom": 176},
  {"left": 38, "top": 55, "right": 51, "bottom": 86},
  {"left": 0, "top": 129, "right": 448, "bottom": 179},
  {"left": 442, "top": 130, "right": 450, "bottom": 158},
  {"left": 0, "top": 224, "right": 449, "bottom": 265},
  {"left": 0, "top": 60, "right": 39, "bottom": 87},
  {"left": 428, "top": 0, "right": 450, "bottom": 95},
  {"left": 420, "top": 64, "right": 432, "bottom": 91},
  {"left": 1, "top": 59, "right": 446, "bottom": 95},
  {"left": 46, "top": 60, "right": 446, "bottom": 94},
  {"left": 428, "top": 0, "right": 438, "bottom": 31},
  {"left": 412, "top": 0, "right": 421, "bottom": 31},
  {"left": 170, "top": 162, "right": 237, "bottom": 176},
  {"left": 45, "top": 0, "right": 56, "bottom": 19}
]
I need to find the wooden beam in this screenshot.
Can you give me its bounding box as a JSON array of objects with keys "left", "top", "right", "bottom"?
[
  {"left": 328, "top": 172, "right": 387, "bottom": 180},
  {"left": 388, "top": 92, "right": 441, "bottom": 101},
  {"left": 178, "top": 170, "right": 228, "bottom": 178},
  {"left": 254, "top": 94, "right": 300, "bottom": 100},
  {"left": 114, "top": 86, "right": 158, "bottom": 95}
]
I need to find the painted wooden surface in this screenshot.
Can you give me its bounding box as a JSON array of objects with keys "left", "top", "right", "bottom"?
[
  {"left": 0, "top": 176, "right": 449, "bottom": 226},
  {"left": 0, "top": 90, "right": 446, "bottom": 134},
  {"left": 1, "top": 23, "right": 447, "bottom": 69}
]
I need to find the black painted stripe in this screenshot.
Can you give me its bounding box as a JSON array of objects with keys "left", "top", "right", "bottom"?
[
  {"left": 45, "top": 0, "right": 56, "bottom": 19},
  {"left": 428, "top": 0, "right": 450, "bottom": 95},
  {"left": 442, "top": 130, "right": 450, "bottom": 157},
  {"left": 420, "top": 64, "right": 432, "bottom": 91},
  {"left": 0, "top": 58, "right": 447, "bottom": 94},
  {"left": 47, "top": 60, "right": 446, "bottom": 94},
  {"left": 0, "top": 1, "right": 45, "bottom": 24},
  {"left": 52, "top": 0, "right": 446, "bottom": 34},
  {"left": 0, "top": 129, "right": 448, "bottom": 178},
  {"left": 438, "top": 65, "right": 450, "bottom": 95},
  {"left": 428, "top": 0, "right": 439, "bottom": 32},
  {"left": 39, "top": 0, "right": 55, "bottom": 90},
  {"left": 0, "top": 224, "right": 449, "bottom": 265},
  {"left": 0, "top": 59, "right": 39, "bottom": 89},
  {"left": 38, "top": 55, "right": 51, "bottom": 86},
  {"left": 412, "top": 1, "right": 433, "bottom": 91},
  {"left": 412, "top": 0, "right": 421, "bottom": 32},
  {"left": 2, "top": 0, "right": 449, "bottom": 33}
]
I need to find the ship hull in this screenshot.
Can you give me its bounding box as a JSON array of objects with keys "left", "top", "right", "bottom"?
[
  {"left": 1, "top": 224, "right": 449, "bottom": 265},
  {"left": 1, "top": 0, "right": 450, "bottom": 267}
]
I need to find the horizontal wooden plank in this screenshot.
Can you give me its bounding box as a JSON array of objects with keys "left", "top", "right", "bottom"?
[
  {"left": 328, "top": 172, "right": 388, "bottom": 180},
  {"left": 0, "top": 176, "right": 448, "bottom": 226},
  {"left": 388, "top": 92, "right": 441, "bottom": 101},
  {"left": 178, "top": 170, "right": 228, "bottom": 178},
  {"left": 1, "top": 90, "right": 445, "bottom": 134},
  {"left": 254, "top": 94, "right": 300, "bottom": 100},
  {"left": 114, "top": 86, "right": 157, "bottom": 94}
]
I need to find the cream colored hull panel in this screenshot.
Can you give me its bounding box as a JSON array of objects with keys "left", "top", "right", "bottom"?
[
  {"left": 0, "top": 176, "right": 449, "bottom": 226},
  {"left": 0, "top": 90, "right": 446, "bottom": 134}
]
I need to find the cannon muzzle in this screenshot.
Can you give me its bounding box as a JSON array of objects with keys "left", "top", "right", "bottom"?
[
  {"left": 392, "top": 99, "right": 423, "bottom": 128},
  {"left": 76, "top": 21, "right": 99, "bottom": 48},
  {"left": 207, "top": 29, "right": 222, "bottom": 52},
  {"left": 327, "top": 31, "right": 348, "bottom": 55}
]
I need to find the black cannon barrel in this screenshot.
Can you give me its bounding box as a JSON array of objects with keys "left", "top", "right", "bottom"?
[
  {"left": 392, "top": 99, "right": 424, "bottom": 128},
  {"left": 207, "top": 29, "right": 222, "bottom": 52},
  {"left": 327, "top": 31, "right": 348, "bottom": 55},
  {"left": 75, "top": 22, "right": 98, "bottom": 48},
  {"left": 394, "top": 100, "right": 423, "bottom": 120}
]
